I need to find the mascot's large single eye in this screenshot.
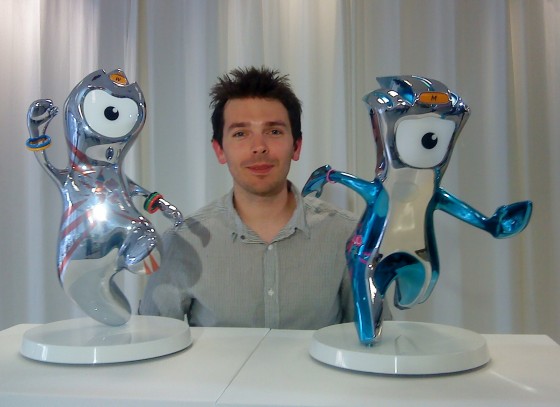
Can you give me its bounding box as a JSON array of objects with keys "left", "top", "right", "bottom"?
[
  {"left": 395, "top": 116, "right": 455, "bottom": 168},
  {"left": 83, "top": 89, "right": 139, "bottom": 138}
]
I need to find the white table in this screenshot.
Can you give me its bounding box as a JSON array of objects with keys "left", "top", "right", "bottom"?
[
  {"left": 1, "top": 322, "right": 558, "bottom": 406},
  {"left": 220, "top": 329, "right": 560, "bottom": 406},
  {"left": 0, "top": 324, "right": 268, "bottom": 407}
]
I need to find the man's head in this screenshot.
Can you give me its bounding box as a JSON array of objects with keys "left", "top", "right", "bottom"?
[
  {"left": 209, "top": 67, "right": 303, "bottom": 199},
  {"left": 210, "top": 66, "right": 302, "bottom": 147}
]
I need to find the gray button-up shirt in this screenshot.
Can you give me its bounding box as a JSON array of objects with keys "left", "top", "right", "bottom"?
[{"left": 140, "top": 184, "right": 357, "bottom": 329}]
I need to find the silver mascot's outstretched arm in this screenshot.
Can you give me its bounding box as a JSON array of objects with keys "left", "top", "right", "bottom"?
[
  {"left": 128, "top": 180, "right": 184, "bottom": 228},
  {"left": 26, "top": 99, "right": 66, "bottom": 185}
]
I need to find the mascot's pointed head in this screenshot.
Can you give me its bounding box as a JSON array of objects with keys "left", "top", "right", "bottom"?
[
  {"left": 363, "top": 75, "right": 469, "bottom": 178},
  {"left": 64, "top": 69, "right": 146, "bottom": 165}
]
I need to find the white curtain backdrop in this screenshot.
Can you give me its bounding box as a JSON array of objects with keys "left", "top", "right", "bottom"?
[{"left": 1, "top": 0, "right": 558, "bottom": 343}]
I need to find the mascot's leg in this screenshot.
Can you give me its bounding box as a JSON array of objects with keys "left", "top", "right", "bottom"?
[
  {"left": 353, "top": 254, "right": 427, "bottom": 344},
  {"left": 375, "top": 253, "right": 427, "bottom": 310},
  {"left": 62, "top": 248, "right": 131, "bottom": 326},
  {"left": 392, "top": 262, "right": 427, "bottom": 308},
  {"left": 351, "top": 258, "right": 384, "bottom": 345},
  {"left": 59, "top": 223, "right": 161, "bottom": 326}
]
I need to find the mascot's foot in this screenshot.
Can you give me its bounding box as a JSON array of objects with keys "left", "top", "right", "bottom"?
[
  {"left": 62, "top": 248, "right": 131, "bottom": 326},
  {"left": 353, "top": 284, "right": 385, "bottom": 345}
]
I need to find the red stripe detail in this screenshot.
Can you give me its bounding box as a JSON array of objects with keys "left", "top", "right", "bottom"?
[
  {"left": 58, "top": 223, "right": 96, "bottom": 277},
  {"left": 62, "top": 199, "right": 88, "bottom": 222},
  {"left": 143, "top": 259, "right": 153, "bottom": 275},
  {"left": 60, "top": 212, "right": 88, "bottom": 237},
  {"left": 68, "top": 139, "right": 91, "bottom": 166},
  {"left": 149, "top": 253, "right": 159, "bottom": 274}
]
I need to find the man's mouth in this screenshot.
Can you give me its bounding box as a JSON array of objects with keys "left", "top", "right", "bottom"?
[{"left": 246, "top": 163, "right": 274, "bottom": 174}]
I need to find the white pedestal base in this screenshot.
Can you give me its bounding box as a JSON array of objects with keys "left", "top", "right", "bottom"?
[
  {"left": 20, "top": 315, "right": 192, "bottom": 364},
  {"left": 309, "top": 321, "right": 490, "bottom": 375}
]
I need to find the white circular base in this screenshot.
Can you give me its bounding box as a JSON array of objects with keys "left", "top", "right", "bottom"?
[
  {"left": 309, "top": 321, "right": 490, "bottom": 375},
  {"left": 20, "top": 315, "right": 192, "bottom": 364}
]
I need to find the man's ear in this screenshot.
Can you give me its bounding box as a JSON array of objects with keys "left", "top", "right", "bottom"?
[
  {"left": 292, "top": 138, "right": 302, "bottom": 161},
  {"left": 212, "top": 139, "right": 227, "bottom": 164}
]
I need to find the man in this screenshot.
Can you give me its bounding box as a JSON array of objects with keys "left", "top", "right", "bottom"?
[{"left": 140, "top": 66, "right": 356, "bottom": 329}]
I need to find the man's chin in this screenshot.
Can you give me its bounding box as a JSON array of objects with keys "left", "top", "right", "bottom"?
[{"left": 243, "top": 182, "right": 288, "bottom": 198}]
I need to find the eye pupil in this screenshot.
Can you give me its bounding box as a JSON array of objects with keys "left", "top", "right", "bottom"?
[
  {"left": 421, "top": 132, "right": 438, "bottom": 149},
  {"left": 104, "top": 106, "right": 119, "bottom": 121}
]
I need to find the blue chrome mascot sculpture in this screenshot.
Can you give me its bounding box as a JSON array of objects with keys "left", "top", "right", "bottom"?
[
  {"left": 303, "top": 76, "right": 532, "bottom": 345},
  {"left": 26, "top": 69, "right": 183, "bottom": 326}
]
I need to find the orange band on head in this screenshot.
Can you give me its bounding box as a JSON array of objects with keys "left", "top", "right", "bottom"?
[
  {"left": 110, "top": 73, "right": 128, "bottom": 85},
  {"left": 418, "top": 92, "right": 449, "bottom": 105}
]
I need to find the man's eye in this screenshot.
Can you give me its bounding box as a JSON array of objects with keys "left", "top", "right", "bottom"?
[
  {"left": 269, "top": 129, "right": 283, "bottom": 136},
  {"left": 232, "top": 131, "right": 245, "bottom": 138}
]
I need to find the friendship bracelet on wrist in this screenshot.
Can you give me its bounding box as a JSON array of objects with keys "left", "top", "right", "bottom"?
[
  {"left": 326, "top": 169, "right": 335, "bottom": 184},
  {"left": 26, "top": 135, "right": 52, "bottom": 151},
  {"left": 144, "top": 192, "right": 163, "bottom": 214}
]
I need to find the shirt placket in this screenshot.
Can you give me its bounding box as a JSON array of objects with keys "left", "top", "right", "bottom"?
[{"left": 263, "top": 243, "right": 279, "bottom": 328}]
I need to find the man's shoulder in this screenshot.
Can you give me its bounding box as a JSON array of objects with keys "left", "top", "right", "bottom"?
[
  {"left": 172, "top": 196, "right": 230, "bottom": 239},
  {"left": 186, "top": 197, "right": 228, "bottom": 223},
  {"left": 303, "top": 195, "right": 357, "bottom": 225}
]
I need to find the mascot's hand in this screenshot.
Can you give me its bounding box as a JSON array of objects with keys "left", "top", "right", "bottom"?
[
  {"left": 302, "top": 164, "right": 332, "bottom": 198},
  {"left": 490, "top": 201, "right": 533, "bottom": 238},
  {"left": 27, "top": 99, "right": 58, "bottom": 138},
  {"left": 159, "top": 198, "right": 184, "bottom": 227},
  {"left": 144, "top": 192, "right": 184, "bottom": 228}
]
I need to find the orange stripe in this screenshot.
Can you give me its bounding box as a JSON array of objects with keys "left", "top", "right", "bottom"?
[
  {"left": 143, "top": 259, "right": 152, "bottom": 275},
  {"left": 58, "top": 224, "right": 95, "bottom": 277},
  {"left": 60, "top": 211, "right": 89, "bottom": 237},
  {"left": 149, "top": 253, "right": 159, "bottom": 273}
]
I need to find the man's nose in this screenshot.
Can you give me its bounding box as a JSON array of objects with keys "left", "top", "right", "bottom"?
[{"left": 251, "top": 133, "right": 268, "bottom": 154}]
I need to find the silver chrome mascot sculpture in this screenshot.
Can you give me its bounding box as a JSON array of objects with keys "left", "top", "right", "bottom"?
[
  {"left": 26, "top": 69, "right": 183, "bottom": 326},
  {"left": 303, "top": 76, "right": 532, "bottom": 345}
]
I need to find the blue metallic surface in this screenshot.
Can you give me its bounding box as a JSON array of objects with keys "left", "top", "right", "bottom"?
[{"left": 303, "top": 76, "right": 532, "bottom": 345}]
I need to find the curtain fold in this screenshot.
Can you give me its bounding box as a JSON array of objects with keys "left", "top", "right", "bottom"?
[{"left": 1, "top": 0, "right": 558, "bottom": 343}]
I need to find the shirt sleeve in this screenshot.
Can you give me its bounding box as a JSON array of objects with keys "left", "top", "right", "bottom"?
[{"left": 139, "top": 229, "right": 194, "bottom": 321}]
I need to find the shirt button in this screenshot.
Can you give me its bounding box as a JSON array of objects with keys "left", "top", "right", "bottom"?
[
  {"left": 267, "top": 289, "right": 275, "bottom": 296},
  {"left": 267, "top": 245, "right": 273, "bottom": 251}
]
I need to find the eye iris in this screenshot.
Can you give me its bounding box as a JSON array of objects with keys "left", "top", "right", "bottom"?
[
  {"left": 104, "top": 106, "right": 119, "bottom": 121},
  {"left": 421, "top": 132, "right": 438, "bottom": 149}
]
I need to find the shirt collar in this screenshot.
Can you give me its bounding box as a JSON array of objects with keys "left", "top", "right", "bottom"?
[{"left": 222, "top": 181, "right": 310, "bottom": 242}]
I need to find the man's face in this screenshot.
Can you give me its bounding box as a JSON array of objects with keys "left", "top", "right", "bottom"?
[{"left": 212, "top": 97, "right": 301, "bottom": 198}]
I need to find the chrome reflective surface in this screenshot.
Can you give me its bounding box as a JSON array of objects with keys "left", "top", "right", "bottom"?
[
  {"left": 26, "top": 69, "right": 183, "bottom": 326},
  {"left": 303, "top": 75, "right": 532, "bottom": 345}
]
